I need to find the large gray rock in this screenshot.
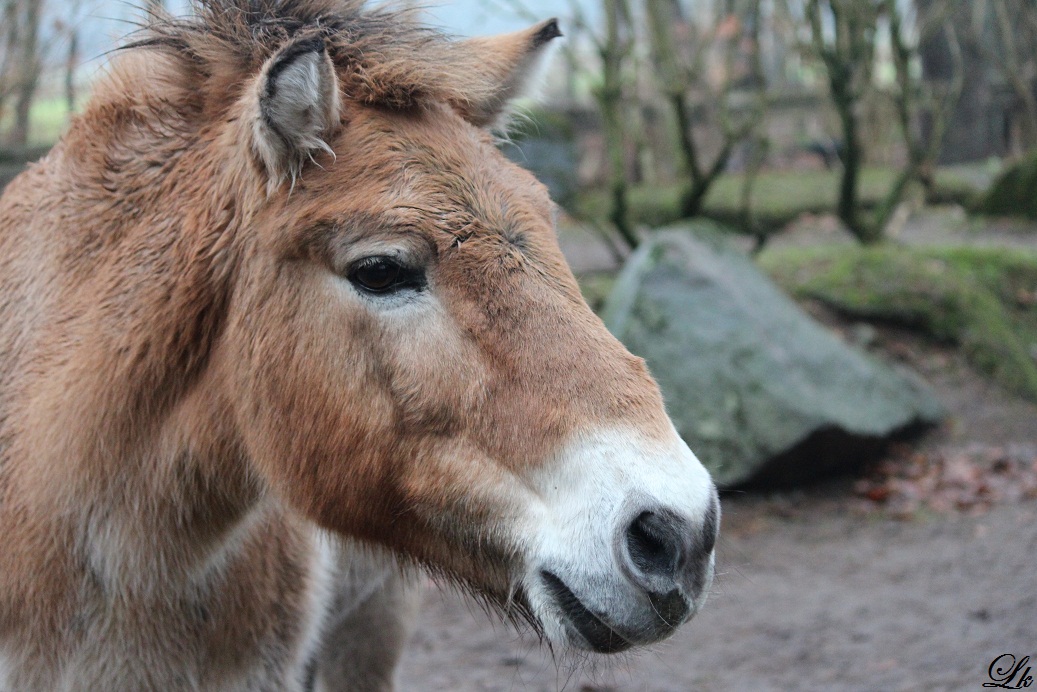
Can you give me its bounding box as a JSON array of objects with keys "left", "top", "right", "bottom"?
[{"left": 602, "top": 225, "right": 945, "bottom": 487}]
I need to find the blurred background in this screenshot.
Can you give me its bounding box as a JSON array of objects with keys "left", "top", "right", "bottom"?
[{"left": 2, "top": 1, "right": 1035, "bottom": 689}]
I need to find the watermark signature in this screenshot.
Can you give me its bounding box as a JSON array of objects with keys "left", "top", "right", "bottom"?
[{"left": 985, "top": 654, "right": 1034, "bottom": 689}]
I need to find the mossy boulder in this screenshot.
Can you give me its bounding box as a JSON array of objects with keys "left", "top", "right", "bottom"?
[
  {"left": 602, "top": 225, "right": 944, "bottom": 487},
  {"left": 759, "top": 245, "right": 1037, "bottom": 402},
  {"left": 976, "top": 153, "right": 1037, "bottom": 219}
]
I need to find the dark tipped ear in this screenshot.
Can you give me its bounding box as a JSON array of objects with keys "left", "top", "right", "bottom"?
[
  {"left": 252, "top": 36, "right": 340, "bottom": 191},
  {"left": 451, "top": 18, "right": 562, "bottom": 129}
]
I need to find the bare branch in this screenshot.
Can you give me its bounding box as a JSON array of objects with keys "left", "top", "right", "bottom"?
[{"left": 990, "top": 0, "right": 1037, "bottom": 148}]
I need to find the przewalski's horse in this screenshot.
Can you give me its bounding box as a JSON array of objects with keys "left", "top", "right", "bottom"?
[{"left": 0, "top": 1, "right": 719, "bottom": 689}]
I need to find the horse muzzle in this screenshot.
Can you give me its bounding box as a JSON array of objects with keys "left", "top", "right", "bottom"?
[
  {"left": 539, "top": 494, "right": 718, "bottom": 652},
  {"left": 519, "top": 428, "right": 720, "bottom": 653}
]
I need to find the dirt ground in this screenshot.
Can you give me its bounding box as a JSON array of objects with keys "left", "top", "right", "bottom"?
[{"left": 395, "top": 211, "right": 1037, "bottom": 691}]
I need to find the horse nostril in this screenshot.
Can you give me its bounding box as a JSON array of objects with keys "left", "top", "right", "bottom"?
[{"left": 625, "top": 511, "right": 684, "bottom": 581}]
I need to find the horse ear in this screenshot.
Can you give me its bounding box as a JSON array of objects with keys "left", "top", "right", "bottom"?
[
  {"left": 451, "top": 18, "right": 562, "bottom": 129},
  {"left": 252, "top": 36, "right": 340, "bottom": 191}
]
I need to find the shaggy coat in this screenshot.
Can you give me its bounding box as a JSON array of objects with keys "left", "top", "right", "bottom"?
[{"left": 0, "top": 1, "right": 718, "bottom": 690}]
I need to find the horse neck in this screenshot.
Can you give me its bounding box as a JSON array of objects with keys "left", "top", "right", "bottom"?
[
  {"left": 0, "top": 323, "right": 260, "bottom": 602},
  {"left": 0, "top": 91, "right": 274, "bottom": 610},
  {"left": 74, "top": 375, "right": 265, "bottom": 588}
]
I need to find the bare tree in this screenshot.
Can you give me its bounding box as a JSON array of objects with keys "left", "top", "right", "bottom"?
[
  {"left": 799, "top": 0, "right": 885, "bottom": 242},
  {"left": 795, "top": 0, "right": 963, "bottom": 243},
  {"left": 644, "top": 0, "right": 765, "bottom": 220},
  {"left": 6, "top": 0, "right": 45, "bottom": 147},
  {"left": 0, "top": 0, "right": 23, "bottom": 126},
  {"left": 981, "top": 0, "right": 1037, "bottom": 152},
  {"left": 884, "top": 0, "right": 963, "bottom": 208},
  {"left": 596, "top": 0, "right": 639, "bottom": 247},
  {"left": 49, "top": 0, "right": 85, "bottom": 116},
  {"left": 734, "top": 0, "right": 772, "bottom": 249},
  {"left": 64, "top": 28, "right": 78, "bottom": 114}
]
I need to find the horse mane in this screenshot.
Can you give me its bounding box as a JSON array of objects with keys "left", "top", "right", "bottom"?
[{"left": 124, "top": 0, "right": 485, "bottom": 113}]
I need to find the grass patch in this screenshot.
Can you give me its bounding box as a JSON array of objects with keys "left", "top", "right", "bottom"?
[
  {"left": 758, "top": 244, "right": 1037, "bottom": 402},
  {"left": 574, "top": 167, "right": 983, "bottom": 233},
  {"left": 0, "top": 96, "right": 74, "bottom": 148}
]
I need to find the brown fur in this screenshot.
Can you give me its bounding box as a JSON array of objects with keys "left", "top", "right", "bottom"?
[{"left": 0, "top": 1, "right": 676, "bottom": 688}]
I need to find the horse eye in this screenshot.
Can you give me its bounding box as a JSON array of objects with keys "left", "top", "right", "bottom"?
[{"left": 347, "top": 257, "right": 422, "bottom": 295}]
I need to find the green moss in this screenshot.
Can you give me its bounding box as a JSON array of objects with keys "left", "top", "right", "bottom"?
[
  {"left": 573, "top": 167, "right": 984, "bottom": 233},
  {"left": 976, "top": 153, "right": 1037, "bottom": 219},
  {"left": 758, "top": 245, "right": 1037, "bottom": 402},
  {"left": 0, "top": 97, "right": 74, "bottom": 147},
  {"left": 571, "top": 184, "right": 684, "bottom": 229}
]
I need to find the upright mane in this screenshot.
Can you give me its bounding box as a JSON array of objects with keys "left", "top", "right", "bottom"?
[{"left": 125, "top": 0, "right": 489, "bottom": 111}]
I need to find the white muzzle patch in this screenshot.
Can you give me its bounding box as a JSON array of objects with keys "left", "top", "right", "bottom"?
[{"left": 514, "top": 427, "right": 719, "bottom": 653}]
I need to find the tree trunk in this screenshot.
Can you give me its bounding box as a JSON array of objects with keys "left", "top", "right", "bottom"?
[
  {"left": 645, "top": 0, "right": 713, "bottom": 219},
  {"left": 806, "top": 0, "right": 884, "bottom": 244},
  {"left": 991, "top": 0, "right": 1037, "bottom": 151},
  {"left": 832, "top": 89, "right": 870, "bottom": 242},
  {"left": 890, "top": 3, "right": 962, "bottom": 206},
  {"left": 598, "top": 0, "right": 637, "bottom": 249},
  {"left": 65, "top": 29, "right": 78, "bottom": 114},
  {"left": 8, "top": 0, "right": 44, "bottom": 147},
  {"left": 0, "top": 0, "right": 22, "bottom": 121},
  {"left": 645, "top": 0, "right": 759, "bottom": 221}
]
